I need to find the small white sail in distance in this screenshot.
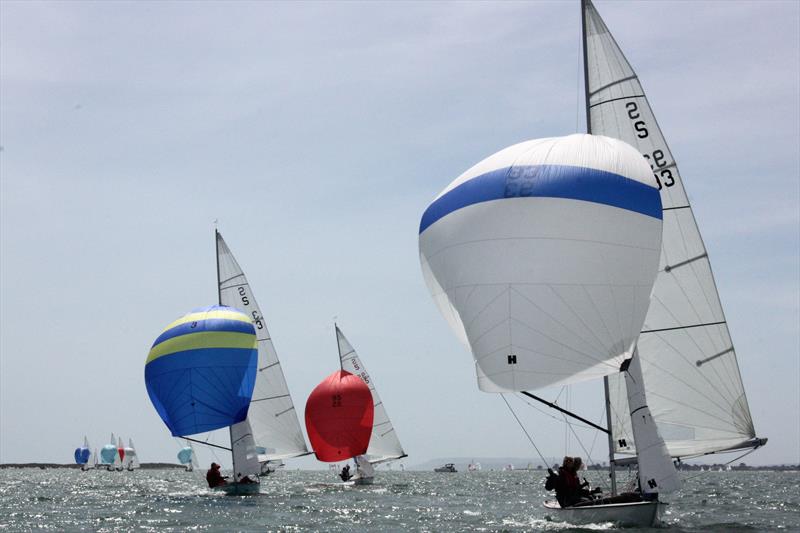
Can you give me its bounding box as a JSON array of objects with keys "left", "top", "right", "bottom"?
[
  {"left": 581, "top": 0, "right": 765, "bottom": 459},
  {"left": 336, "top": 325, "right": 407, "bottom": 464},
  {"left": 216, "top": 230, "right": 309, "bottom": 478}
]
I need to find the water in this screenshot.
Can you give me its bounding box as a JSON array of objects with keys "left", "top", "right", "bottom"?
[{"left": 0, "top": 469, "right": 797, "bottom": 531}]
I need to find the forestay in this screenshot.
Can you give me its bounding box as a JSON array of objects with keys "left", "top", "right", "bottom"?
[
  {"left": 582, "top": 0, "right": 757, "bottom": 458},
  {"left": 216, "top": 231, "right": 310, "bottom": 463},
  {"left": 336, "top": 326, "right": 406, "bottom": 463},
  {"left": 419, "top": 134, "right": 663, "bottom": 392}
]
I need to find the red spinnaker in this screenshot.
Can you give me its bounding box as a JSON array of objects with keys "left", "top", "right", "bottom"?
[
  {"left": 118, "top": 448, "right": 125, "bottom": 462},
  {"left": 305, "top": 370, "right": 374, "bottom": 462}
]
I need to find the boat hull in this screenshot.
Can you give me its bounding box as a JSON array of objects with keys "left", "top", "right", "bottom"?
[
  {"left": 213, "top": 482, "right": 261, "bottom": 496},
  {"left": 352, "top": 476, "right": 374, "bottom": 485},
  {"left": 543, "top": 500, "right": 661, "bottom": 527}
]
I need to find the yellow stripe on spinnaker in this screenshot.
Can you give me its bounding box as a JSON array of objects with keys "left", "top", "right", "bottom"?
[
  {"left": 146, "top": 331, "right": 258, "bottom": 364},
  {"left": 160, "top": 309, "right": 253, "bottom": 333}
]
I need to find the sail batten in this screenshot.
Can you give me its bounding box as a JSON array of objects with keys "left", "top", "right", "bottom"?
[
  {"left": 582, "top": 0, "right": 759, "bottom": 458},
  {"left": 216, "top": 232, "right": 309, "bottom": 468}
]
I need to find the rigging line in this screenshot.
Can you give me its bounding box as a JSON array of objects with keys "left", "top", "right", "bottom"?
[
  {"left": 515, "top": 392, "right": 597, "bottom": 429},
  {"left": 501, "top": 394, "right": 549, "bottom": 468},
  {"left": 663, "top": 205, "right": 691, "bottom": 211},
  {"left": 560, "top": 411, "right": 610, "bottom": 491},
  {"left": 520, "top": 391, "right": 609, "bottom": 434}
]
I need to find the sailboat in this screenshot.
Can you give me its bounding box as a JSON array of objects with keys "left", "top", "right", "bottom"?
[
  {"left": 305, "top": 359, "right": 375, "bottom": 484},
  {"left": 418, "top": 0, "right": 767, "bottom": 527},
  {"left": 335, "top": 325, "right": 407, "bottom": 484},
  {"left": 116, "top": 436, "right": 126, "bottom": 471},
  {"left": 177, "top": 441, "right": 199, "bottom": 472},
  {"left": 145, "top": 231, "right": 310, "bottom": 495},
  {"left": 73, "top": 436, "right": 92, "bottom": 471},
  {"left": 146, "top": 304, "right": 261, "bottom": 494},
  {"left": 214, "top": 230, "right": 311, "bottom": 490},
  {"left": 124, "top": 439, "right": 140, "bottom": 471},
  {"left": 98, "top": 434, "right": 117, "bottom": 471}
]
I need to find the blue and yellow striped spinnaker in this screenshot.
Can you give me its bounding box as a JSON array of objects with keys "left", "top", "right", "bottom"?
[{"left": 145, "top": 305, "right": 258, "bottom": 437}]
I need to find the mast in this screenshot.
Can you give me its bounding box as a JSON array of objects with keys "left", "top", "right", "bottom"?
[
  {"left": 582, "top": 0, "right": 616, "bottom": 494},
  {"left": 216, "top": 228, "right": 237, "bottom": 478},
  {"left": 581, "top": 0, "right": 591, "bottom": 135}
]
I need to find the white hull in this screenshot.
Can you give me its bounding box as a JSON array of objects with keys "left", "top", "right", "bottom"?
[
  {"left": 213, "top": 482, "right": 261, "bottom": 496},
  {"left": 352, "top": 476, "right": 374, "bottom": 485},
  {"left": 543, "top": 500, "right": 661, "bottom": 527}
]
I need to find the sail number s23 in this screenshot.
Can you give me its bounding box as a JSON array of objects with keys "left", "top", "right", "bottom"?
[{"left": 627, "top": 101, "right": 675, "bottom": 191}]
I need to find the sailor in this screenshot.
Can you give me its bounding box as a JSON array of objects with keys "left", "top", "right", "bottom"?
[
  {"left": 545, "top": 456, "right": 581, "bottom": 508},
  {"left": 206, "top": 463, "right": 228, "bottom": 488},
  {"left": 571, "top": 457, "right": 602, "bottom": 501},
  {"left": 340, "top": 464, "right": 352, "bottom": 482}
]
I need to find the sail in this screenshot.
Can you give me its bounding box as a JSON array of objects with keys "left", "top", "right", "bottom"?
[
  {"left": 305, "top": 370, "right": 374, "bottom": 462},
  {"left": 623, "top": 352, "right": 680, "bottom": 494},
  {"left": 582, "top": 0, "right": 759, "bottom": 457},
  {"left": 216, "top": 231, "right": 310, "bottom": 462},
  {"left": 336, "top": 326, "right": 406, "bottom": 463},
  {"left": 145, "top": 305, "right": 258, "bottom": 437},
  {"left": 126, "top": 438, "right": 140, "bottom": 469},
  {"left": 419, "top": 134, "right": 663, "bottom": 392}
]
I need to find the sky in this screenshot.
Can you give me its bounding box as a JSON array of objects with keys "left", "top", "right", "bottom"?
[{"left": 1, "top": 0, "right": 798, "bottom": 469}]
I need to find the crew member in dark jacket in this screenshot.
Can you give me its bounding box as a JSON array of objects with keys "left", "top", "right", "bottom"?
[{"left": 206, "top": 463, "right": 228, "bottom": 488}]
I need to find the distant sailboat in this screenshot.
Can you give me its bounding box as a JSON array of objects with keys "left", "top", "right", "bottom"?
[
  {"left": 116, "top": 437, "right": 125, "bottom": 471},
  {"left": 99, "top": 434, "right": 118, "bottom": 471},
  {"left": 74, "top": 436, "right": 92, "bottom": 471},
  {"left": 177, "top": 442, "right": 199, "bottom": 472},
  {"left": 124, "top": 439, "right": 139, "bottom": 471},
  {"left": 335, "top": 325, "right": 407, "bottom": 484}
]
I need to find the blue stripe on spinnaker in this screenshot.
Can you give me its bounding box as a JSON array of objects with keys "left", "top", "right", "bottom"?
[
  {"left": 419, "top": 164, "right": 662, "bottom": 234},
  {"left": 152, "top": 318, "right": 255, "bottom": 347},
  {"left": 144, "top": 347, "right": 257, "bottom": 436}
]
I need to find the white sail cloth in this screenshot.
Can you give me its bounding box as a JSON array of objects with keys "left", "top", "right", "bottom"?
[
  {"left": 217, "top": 232, "right": 309, "bottom": 478},
  {"left": 582, "top": 0, "right": 757, "bottom": 458},
  {"left": 336, "top": 326, "right": 406, "bottom": 463},
  {"left": 624, "top": 352, "right": 680, "bottom": 494},
  {"left": 419, "top": 134, "right": 663, "bottom": 392}
]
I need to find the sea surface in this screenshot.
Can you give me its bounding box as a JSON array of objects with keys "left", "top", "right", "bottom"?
[{"left": 0, "top": 469, "right": 797, "bottom": 532}]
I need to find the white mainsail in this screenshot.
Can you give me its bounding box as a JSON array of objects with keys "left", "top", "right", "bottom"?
[
  {"left": 216, "top": 231, "right": 309, "bottom": 478},
  {"left": 582, "top": 0, "right": 761, "bottom": 459},
  {"left": 336, "top": 326, "right": 406, "bottom": 463}
]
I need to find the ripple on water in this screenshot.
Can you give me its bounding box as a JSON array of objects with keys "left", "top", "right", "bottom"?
[{"left": 0, "top": 469, "right": 798, "bottom": 531}]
